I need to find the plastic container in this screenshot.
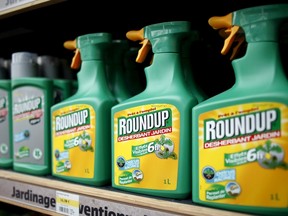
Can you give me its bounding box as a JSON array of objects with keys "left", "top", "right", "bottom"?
[
  {"left": 112, "top": 21, "right": 198, "bottom": 199},
  {"left": 11, "top": 52, "right": 53, "bottom": 175},
  {"left": 123, "top": 47, "right": 146, "bottom": 97},
  {"left": 0, "top": 58, "right": 13, "bottom": 168},
  {"left": 182, "top": 31, "right": 208, "bottom": 103},
  {"left": 106, "top": 39, "right": 132, "bottom": 103},
  {"left": 192, "top": 4, "right": 288, "bottom": 215},
  {"left": 51, "top": 33, "right": 117, "bottom": 186},
  {"left": 37, "top": 55, "right": 72, "bottom": 104},
  {"left": 60, "top": 58, "right": 78, "bottom": 95}
]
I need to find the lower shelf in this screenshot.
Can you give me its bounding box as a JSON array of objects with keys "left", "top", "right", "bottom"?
[{"left": 0, "top": 169, "right": 250, "bottom": 216}]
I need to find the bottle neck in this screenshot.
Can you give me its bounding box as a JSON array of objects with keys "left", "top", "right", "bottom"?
[
  {"left": 77, "top": 60, "right": 111, "bottom": 94},
  {"left": 182, "top": 56, "right": 207, "bottom": 102},
  {"left": 145, "top": 53, "right": 185, "bottom": 92},
  {"left": 107, "top": 63, "right": 133, "bottom": 94},
  {"left": 232, "top": 42, "right": 287, "bottom": 88}
]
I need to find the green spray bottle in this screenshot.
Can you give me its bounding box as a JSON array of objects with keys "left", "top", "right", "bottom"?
[
  {"left": 192, "top": 4, "right": 288, "bottom": 215},
  {"left": 60, "top": 58, "right": 78, "bottom": 95},
  {"left": 11, "top": 52, "right": 54, "bottom": 175},
  {"left": 112, "top": 21, "right": 198, "bottom": 199},
  {"left": 123, "top": 46, "right": 146, "bottom": 96},
  {"left": 106, "top": 39, "right": 132, "bottom": 103},
  {"left": 37, "top": 55, "right": 72, "bottom": 104},
  {"left": 51, "top": 33, "right": 117, "bottom": 186},
  {"left": 182, "top": 31, "right": 208, "bottom": 103},
  {"left": 0, "top": 58, "right": 13, "bottom": 168}
]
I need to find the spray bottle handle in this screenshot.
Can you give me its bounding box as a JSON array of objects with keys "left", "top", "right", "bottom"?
[
  {"left": 209, "top": 13, "right": 244, "bottom": 60},
  {"left": 126, "top": 28, "right": 152, "bottom": 63},
  {"left": 64, "top": 39, "right": 81, "bottom": 69},
  {"left": 219, "top": 26, "right": 244, "bottom": 59}
]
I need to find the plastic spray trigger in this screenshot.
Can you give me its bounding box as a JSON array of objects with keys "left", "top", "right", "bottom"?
[
  {"left": 230, "top": 34, "right": 245, "bottom": 60},
  {"left": 219, "top": 26, "right": 244, "bottom": 59},
  {"left": 70, "top": 49, "right": 81, "bottom": 70},
  {"left": 208, "top": 13, "right": 235, "bottom": 55},
  {"left": 64, "top": 39, "right": 81, "bottom": 70},
  {"left": 136, "top": 39, "right": 151, "bottom": 63},
  {"left": 126, "top": 28, "right": 151, "bottom": 63},
  {"left": 221, "top": 25, "right": 241, "bottom": 56},
  {"left": 209, "top": 13, "right": 244, "bottom": 59}
]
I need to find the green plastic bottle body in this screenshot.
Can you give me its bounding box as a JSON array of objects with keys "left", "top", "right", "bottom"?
[
  {"left": 106, "top": 40, "right": 132, "bottom": 103},
  {"left": 12, "top": 77, "right": 53, "bottom": 175},
  {"left": 60, "top": 58, "right": 78, "bottom": 95},
  {"left": 123, "top": 47, "right": 146, "bottom": 96},
  {"left": 51, "top": 96, "right": 115, "bottom": 186},
  {"left": 37, "top": 55, "right": 73, "bottom": 104},
  {"left": 0, "top": 80, "right": 13, "bottom": 168},
  {"left": 53, "top": 79, "right": 73, "bottom": 104},
  {"left": 51, "top": 56, "right": 117, "bottom": 186},
  {"left": 192, "top": 41, "right": 288, "bottom": 215},
  {"left": 182, "top": 31, "right": 208, "bottom": 103},
  {"left": 112, "top": 52, "right": 198, "bottom": 199}
]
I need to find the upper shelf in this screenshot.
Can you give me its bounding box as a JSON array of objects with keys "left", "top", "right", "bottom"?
[
  {"left": 0, "top": 0, "right": 286, "bottom": 97},
  {"left": 0, "top": 0, "right": 65, "bottom": 19}
]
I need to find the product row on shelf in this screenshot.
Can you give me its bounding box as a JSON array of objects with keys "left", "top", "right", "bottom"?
[{"left": 0, "top": 1, "right": 288, "bottom": 216}]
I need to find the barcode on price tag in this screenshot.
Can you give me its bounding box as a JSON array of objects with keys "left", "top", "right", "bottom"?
[{"left": 56, "top": 190, "right": 79, "bottom": 216}]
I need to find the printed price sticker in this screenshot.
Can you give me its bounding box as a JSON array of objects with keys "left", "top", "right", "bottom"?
[{"left": 56, "top": 190, "right": 79, "bottom": 216}]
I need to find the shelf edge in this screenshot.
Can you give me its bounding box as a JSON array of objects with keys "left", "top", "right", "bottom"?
[{"left": 0, "top": 170, "right": 251, "bottom": 216}]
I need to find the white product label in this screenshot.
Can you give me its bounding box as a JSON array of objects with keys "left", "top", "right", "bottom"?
[{"left": 56, "top": 190, "right": 79, "bottom": 216}]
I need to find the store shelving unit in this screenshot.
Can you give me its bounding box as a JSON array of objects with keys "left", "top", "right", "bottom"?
[
  {"left": 0, "top": 0, "right": 65, "bottom": 18},
  {"left": 0, "top": 0, "right": 287, "bottom": 215},
  {"left": 0, "top": 170, "right": 251, "bottom": 216}
]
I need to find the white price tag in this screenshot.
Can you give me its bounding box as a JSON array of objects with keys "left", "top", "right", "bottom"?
[
  {"left": 0, "top": 0, "right": 36, "bottom": 12},
  {"left": 56, "top": 190, "right": 79, "bottom": 216}
]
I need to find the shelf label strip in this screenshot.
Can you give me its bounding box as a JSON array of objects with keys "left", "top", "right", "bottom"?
[{"left": 0, "top": 177, "right": 176, "bottom": 216}]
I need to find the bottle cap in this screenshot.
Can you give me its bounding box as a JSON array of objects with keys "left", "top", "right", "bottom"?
[
  {"left": 37, "top": 55, "right": 60, "bottom": 79},
  {"left": 11, "top": 52, "right": 39, "bottom": 78}
]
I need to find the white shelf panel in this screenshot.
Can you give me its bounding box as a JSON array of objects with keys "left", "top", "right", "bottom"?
[{"left": 0, "top": 0, "right": 65, "bottom": 18}]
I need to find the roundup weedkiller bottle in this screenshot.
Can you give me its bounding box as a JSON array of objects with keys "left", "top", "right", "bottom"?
[
  {"left": 51, "top": 33, "right": 117, "bottom": 186},
  {"left": 0, "top": 58, "right": 13, "bottom": 168},
  {"left": 106, "top": 39, "right": 132, "bottom": 103},
  {"left": 11, "top": 52, "right": 53, "bottom": 175},
  {"left": 192, "top": 4, "right": 288, "bottom": 215},
  {"left": 182, "top": 31, "right": 208, "bottom": 103},
  {"left": 60, "top": 58, "right": 78, "bottom": 95},
  {"left": 123, "top": 46, "right": 146, "bottom": 97},
  {"left": 112, "top": 21, "right": 198, "bottom": 199},
  {"left": 37, "top": 55, "right": 72, "bottom": 104}
]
